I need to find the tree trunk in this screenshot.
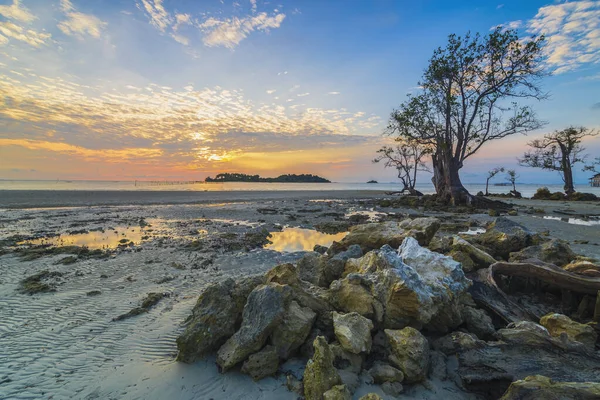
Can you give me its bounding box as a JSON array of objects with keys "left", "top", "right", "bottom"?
[
  {"left": 563, "top": 162, "right": 575, "bottom": 195},
  {"left": 485, "top": 178, "right": 490, "bottom": 196},
  {"left": 432, "top": 150, "right": 471, "bottom": 205}
]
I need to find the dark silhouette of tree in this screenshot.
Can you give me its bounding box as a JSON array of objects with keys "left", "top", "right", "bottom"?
[
  {"left": 506, "top": 169, "right": 519, "bottom": 194},
  {"left": 373, "top": 140, "right": 432, "bottom": 195},
  {"left": 387, "top": 28, "right": 547, "bottom": 205},
  {"left": 485, "top": 167, "right": 505, "bottom": 195},
  {"left": 205, "top": 173, "right": 330, "bottom": 183},
  {"left": 519, "top": 127, "right": 597, "bottom": 195}
]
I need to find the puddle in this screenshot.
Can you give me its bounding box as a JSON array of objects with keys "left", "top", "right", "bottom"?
[
  {"left": 211, "top": 219, "right": 262, "bottom": 228},
  {"left": 542, "top": 216, "right": 600, "bottom": 226},
  {"left": 19, "top": 226, "right": 153, "bottom": 250},
  {"left": 459, "top": 227, "right": 486, "bottom": 235},
  {"left": 265, "top": 227, "right": 348, "bottom": 252},
  {"left": 346, "top": 210, "right": 387, "bottom": 222}
]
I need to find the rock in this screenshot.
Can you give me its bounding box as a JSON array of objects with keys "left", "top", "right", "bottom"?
[
  {"left": 303, "top": 336, "right": 342, "bottom": 400},
  {"left": 452, "top": 236, "right": 496, "bottom": 270},
  {"left": 339, "top": 218, "right": 440, "bottom": 251},
  {"left": 271, "top": 300, "right": 317, "bottom": 359},
  {"left": 240, "top": 345, "right": 279, "bottom": 381},
  {"left": 448, "top": 250, "right": 475, "bottom": 272},
  {"left": 314, "top": 244, "right": 329, "bottom": 254},
  {"left": 323, "top": 385, "right": 352, "bottom": 400},
  {"left": 368, "top": 363, "right": 404, "bottom": 384},
  {"left": 330, "top": 343, "right": 363, "bottom": 374},
  {"left": 329, "top": 274, "right": 383, "bottom": 323},
  {"left": 539, "top": 313, "right": 597, "bottom": 348},
  {"left": 298, "top": 253, "right": 329, "bottom": 287},
  {"left": 382, "top": 381, "right": 404, "bottom": 397},
  {"left": 432, "top": 331, "right": 484, "bottom": 356},
  {"left": 333, "top": 312, "right": 374, "bottom": 354},
  {"left": 385, "top": 327, "right": 430, "bottom": 383},
  {"left": 474, "top": 217, "right": 536, "bottom": 259},
  {"left": 358, "top": 394, "right": 383, "bottom": 400},
  {"left": 563, "top": 261, "right": 600, "bottom": 276},
  {"left": 461, "top": 306, "right": 496, "bottom": 339},
  {"left": 509, "top": 239, "right": 575, "bottom": 267},
  {"left": 428, "top": 233, "right": 454, "bottom": 254},
  {"left": 176, "top": 275, "right": 264, "bottom": 363},
  {"left": 325, "top": 245, "right": 363, "bottom": 284},
  {"left": 216, "top": 283, "right": 291, "bottom": 371},
  {"left": 499, "top": 375, "right": 600, "bottom": 400}
]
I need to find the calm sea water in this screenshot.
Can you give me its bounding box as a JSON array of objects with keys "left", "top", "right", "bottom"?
[{"left": 1, "top": 180, "right": 599, "bottom": 198}]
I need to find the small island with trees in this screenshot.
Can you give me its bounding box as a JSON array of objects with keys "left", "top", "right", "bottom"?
[{"left": 205, "top": 173, "right": 331, "bottom": 183}]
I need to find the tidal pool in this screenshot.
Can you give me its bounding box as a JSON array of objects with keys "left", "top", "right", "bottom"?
[
  {"left": 20, "top": 226, "right": 151, "bottom": 250},
  {"left": 265, "top": 227, "right": 348, "bottom": 252}
]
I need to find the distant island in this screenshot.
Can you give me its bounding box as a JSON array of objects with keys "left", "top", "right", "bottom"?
[
  {"left": 205, "top": 173, "right": 331, "bottom": 183},
  {"left": 367, "top": 180, "right": 378, "bottom": 184}
]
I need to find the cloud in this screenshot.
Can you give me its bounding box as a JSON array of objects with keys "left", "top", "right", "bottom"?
[
  {"left": 58, "top": 0, "right": 107, "bottom": 38},
  {"left": 0, "top": 0, "right": 36, "bottom": 23},
  {"left": 0, "top": 21, "right": 51, "bottom": 47},
  {"left": 297, "top": 92, "right": 309, "bottom": 97},
  {"left": 0, "top": 71, "right": 382, "bottom": 171},
  {"left": 266, "top": 89, "right": 276, "bottom": 94},
  {"left": 524, "top": 1, "right": 600, "bottom": 74},
  {"left": 327, "top": 91, "right": 340, "bottom": 95},
  {"left": 592, "top": 102, "right": 600, "bottom": 110},
  {"left": 199, "top": 12, "right": 285, "bottom": 48},
  {"left": 138, "top": 0, "right": 171, "bottom": 32}
]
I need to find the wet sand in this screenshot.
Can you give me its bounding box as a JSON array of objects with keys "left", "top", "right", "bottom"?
[{"left": 0, "top": 192, "right": 598, "bottom": 399}]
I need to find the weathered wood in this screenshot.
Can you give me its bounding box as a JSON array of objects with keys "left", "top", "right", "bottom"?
[
  {"left": 469, "top": 268, "right": 534, "bottom": 324},
  {"left": 490, "top": 261, "right": 600, "bottom": 295}
]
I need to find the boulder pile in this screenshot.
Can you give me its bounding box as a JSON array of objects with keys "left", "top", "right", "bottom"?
[{"left": 176, "top": 217, "right": 600, "bottom": 399}]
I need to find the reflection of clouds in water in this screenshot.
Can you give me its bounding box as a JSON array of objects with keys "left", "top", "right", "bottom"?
[
  {"left": 23, "top": 227, "right": 148, "bottom": 250},
  {"left": 266, "top": 228, "right": 348, "bottom": 252}
]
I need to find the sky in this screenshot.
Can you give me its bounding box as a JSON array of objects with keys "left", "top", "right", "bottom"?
[{"left": 0, "top": 0, "right": 599, "bottom": 184}]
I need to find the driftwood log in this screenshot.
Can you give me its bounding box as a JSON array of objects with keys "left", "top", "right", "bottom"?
[{"left": 470, "top": 262, "right": 600, "bottom": 324}]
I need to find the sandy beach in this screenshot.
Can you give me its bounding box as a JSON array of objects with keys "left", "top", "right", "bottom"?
[{"left": 1, "top": 191, "right": 599, "bottom": 399}]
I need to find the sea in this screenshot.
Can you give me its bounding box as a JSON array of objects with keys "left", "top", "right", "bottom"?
[{"left": 1, "top": 180, "right": 599, "bottom": 198}]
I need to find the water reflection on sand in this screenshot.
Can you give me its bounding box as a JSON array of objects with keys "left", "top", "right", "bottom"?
[
  {"left": 265, "top": 228, "right": 348, "bottom": 252},
  {"left": 21, "top": 226, "right": 149, "bottom": 249}
]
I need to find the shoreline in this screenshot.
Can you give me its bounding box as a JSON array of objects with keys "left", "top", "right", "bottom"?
[{"left": 0, "top": 189, "right": 387, "bottom": 209}]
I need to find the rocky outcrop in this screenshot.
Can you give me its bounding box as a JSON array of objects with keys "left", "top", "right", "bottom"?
[
  {"left": 499, "top": 375, "right": 600, "bottom": 400},
  {"left": 323, "top": 385, "right": 352, "bottom": 400},
  {"left": 216, "top": 283, "right": 291, "bottom": 371},
  {"left": 339, "top": 218, "right": 440, "bottom": 251},
  {"left": 176, "top": 275, "right": 265, "bottom": 363},
  {"left": 240, "top": 345, "right": 279, "bottom": 381},
  {"left": 333, "top": 312, "right": 374, "bottom": 354},
  {"left": 539, "top": 313, "right": 597, "bottom": 348},
  {"left": 297, "top": 245, "right": 363, "bottom": 288},
  {"left": 563, "top": 260, "right": 600, "bottom": 277},
  {"left": 385, "top": 327, "right": 430, "bottom": 383},
  {"left": 509, "top": 239, "right": 575, "bottom": 266},
  {"left": 304, "top": 336, "right": 342, "bottom": 400},
  {"left": 329, "top": 274, "right": 383, "bottom": 323},
  {"left": 461, "top": 306, "right": 496, "bottom": 339}
]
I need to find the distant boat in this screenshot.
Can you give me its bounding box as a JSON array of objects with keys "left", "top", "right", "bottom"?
[{"left": 367, "top": 180, "right": 378, "bottom": 184}]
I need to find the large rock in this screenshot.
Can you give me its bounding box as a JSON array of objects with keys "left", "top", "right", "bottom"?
[
  {"left": 339, "top": 218, "right": 440, "bottom": 251},
  {"left": 176, "top": 275, "right": 264, "bottom": 363},
  {"left": 216, "top": 283, "right": 291, "bottom": 371},
  {"left": 297, "top": 245, "right": 364, "bottom": 288},
  {"left": 452, "top": 236, "right": 496, "bottom": 270},
  {"left": 240, "top": 345, "right": 279, "bottom": 381},
  {"left": 330, "top": 343, "right": 363, "bottom": 374},
  {"left": 499, "top": 375, "right": 600, "bottom": 400},
  {"left": 304, "top": 336, "right": 342, "bottom": 400},
  {"left": 563, "top": 261, "right": 600, "bottom": 277},
  {"left": 323, "top": 385, "right": 352, "bottom": 400},
  {"left": 385, "top": 327, "right": 430, "bottom": 383},
  {"left": 539, "top": 313, "right": 597, "bottom": 348},
  {"left": 334, "top": 238, "right": 471, "bottom": 332},
  {"left": 509, "top": 239, "right": 575, "bottom": 266},
  {"left": 368, "top": 363, "right": 404, "bottom": 384},
  {"left": 474, "top": 218, "right": 536, "bottom": 259},
  {"left": 271, "top": 300, "right": 317, "bottom": 359},
  {"left": 333, "top": 312, "right": 374, "bottom": 354}
]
